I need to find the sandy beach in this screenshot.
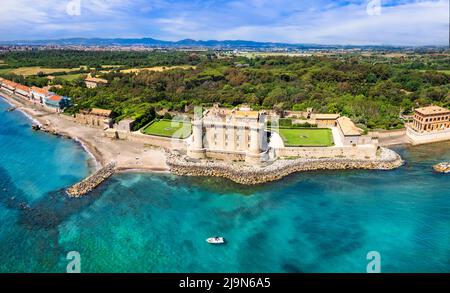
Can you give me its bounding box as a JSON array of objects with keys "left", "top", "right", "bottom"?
[{"left": 0, "top": 93, "right": 170, "bottom": 173}]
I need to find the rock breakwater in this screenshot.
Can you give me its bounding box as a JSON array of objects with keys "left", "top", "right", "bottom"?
[
  {"left": 167, "top": 147, "right": 404, "bottom": 185},
  {"left": 66, "top": 162, "right": 116, "bottom": 197}
]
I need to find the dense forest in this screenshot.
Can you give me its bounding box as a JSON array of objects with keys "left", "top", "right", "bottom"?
[
  {"left": 1, "top": 50, "right": 449, "bottom": 130},
  {"left": 0, "top": 50, "right": 202, "bottom": 68}
]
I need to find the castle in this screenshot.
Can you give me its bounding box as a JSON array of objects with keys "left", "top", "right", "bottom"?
[{"left": 188, "top": 105, "right": 269, "bottom": 164}]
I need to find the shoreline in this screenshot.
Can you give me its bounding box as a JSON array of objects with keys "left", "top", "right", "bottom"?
[
  {"left": 116, "top": 167, "right": 171, "bottom": 173},
  {"left": 72, "top": 137, "right": 103, "bottom": 171},
  {"left": 1, "top": 94, "right": 102, "bottom": 170},
  {"left": 0, "top": 92, "right": 170, "bottom": 175},
  {"left": 0, "top": 95, "right": 43, "bottom": 127},
  {"left": 1, "top": 91, "right": 404, "bottom": 189}
]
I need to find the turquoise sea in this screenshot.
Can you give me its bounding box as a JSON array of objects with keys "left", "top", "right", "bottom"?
[{"left": 0, "top": 97, "right": 449, "bottom": 273}]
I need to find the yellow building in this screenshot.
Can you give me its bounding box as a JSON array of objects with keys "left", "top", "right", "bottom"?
[
  {"left": 75, "top": 108, "right": 113, "bottom": 129},
  {"left": 314, "top": 113, "right": 340, "bottom": 127},
  {"left": 85, "top": 77, "right": 108, "bottom": 88},
  {"left": 410, "top": 106, "right": 450, "bottom": 133}
]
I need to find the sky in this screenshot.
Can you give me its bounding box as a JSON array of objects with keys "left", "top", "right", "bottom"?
[{"left": 0, "top": 0, "right": 448, "bottom": 46}]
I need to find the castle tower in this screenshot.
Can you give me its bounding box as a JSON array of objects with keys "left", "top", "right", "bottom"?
[{"left": 187, "top": 112, "right": 206, "bottom": 159}]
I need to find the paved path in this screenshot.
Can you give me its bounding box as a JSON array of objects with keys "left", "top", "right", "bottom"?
[{"left": 331, "top": 127, "right": 344, "bottom": 147}]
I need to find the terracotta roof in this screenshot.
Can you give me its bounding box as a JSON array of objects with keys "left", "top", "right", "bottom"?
[
  {"left": 206, "top": 107, "right": 233, "bottom": 118},
  {"left": 48, "top": 95, "right": 62, "bottom": 101},
  {"left": 90, "top": 108, "right": 112, "bottom": 117},
  {"left": 43, "top": 85, "right": 62, "bottom": 91},
  {"left": 315, "top": 113, "right": 340, "bottom": 120},
  {"left": 85, "top": 77, "right": 108, "bottom": 84},
  {"left": 235, "top": 110, "right": 259, "bottom": 119},
  {"left": 31, "top": 86, "right": 50, "bottom": 95},
  {"left": 15, "top": 84, "right": 31, "bottom": 93},
  {"left": 415, "top": 106, "right": 450, "bottom": 116},
  {"left": 1, "top": 79, "right": 18, "bottom": 88},
  {"left": 337, "top": 117, "right": 363, "bottom": 136}
]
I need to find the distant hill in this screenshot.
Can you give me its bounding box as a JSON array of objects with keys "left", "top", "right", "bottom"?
[{"left": 0, "top": 37, "right": 415, "bottom": 50}]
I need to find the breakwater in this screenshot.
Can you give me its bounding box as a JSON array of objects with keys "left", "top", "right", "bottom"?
[
  {"left": 167, "top": 147, "right": 404, "bottom": 185},
  {"left": 66, "top": 162, "right": 116, "bottom": 197}
]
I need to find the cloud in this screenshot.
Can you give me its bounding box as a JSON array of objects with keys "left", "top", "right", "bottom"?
[{"left": 0, "top": 0, "right": 447, "bottom": 45}]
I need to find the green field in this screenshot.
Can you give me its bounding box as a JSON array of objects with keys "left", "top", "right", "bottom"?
[
  {"left": 58, "top": 73, "right": 86, "bottom": 81},
  {"left": 0, "top": 66, "right": 83, "bottom": 76},
  {"left": 278, "top": 128, "right": 334, "bottom": 147},
  {"left": 142, "top": 119, "right": 192, "bottom": 139},
  {"left": 417, "top": 69, "right": 450, "bottom": 75}
]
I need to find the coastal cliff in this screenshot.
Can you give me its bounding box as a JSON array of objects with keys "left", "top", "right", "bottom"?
[{"left": 167, "top": 147, "right": 404, "bottom": 185}]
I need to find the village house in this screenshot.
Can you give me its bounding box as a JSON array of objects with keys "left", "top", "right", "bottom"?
[
  {"left": 75, "top": 108, "right": 114, "bottom": 129},
  {"left": 0, "top": 79, "right": 17, "bottom": 95},
  {"left": 31, "top": 86, "right": 53, "bottom": 104},
  {"left": 85, "top": 77, "right": 108, "bottom": 88},
  {"left": 14, "top": 84, "right": 31, "bottom": 100},
  {"left": 44, "top": 95, "right": 71, "bottom": 112},
  {"left": 188, "top": 105, "right": 268, "bottom": 164}
]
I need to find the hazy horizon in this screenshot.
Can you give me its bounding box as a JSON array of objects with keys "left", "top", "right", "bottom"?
[
  {"left": 0, "top": 36, "right": 448, "bottom": 47},
  {"left": 0, "top": 0, "right": 448, "bottom": 46}
]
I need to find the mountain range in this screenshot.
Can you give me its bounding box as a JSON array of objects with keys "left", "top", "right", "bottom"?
[{"left": 0, "top": 37, "right": 416, "bottom": 50}]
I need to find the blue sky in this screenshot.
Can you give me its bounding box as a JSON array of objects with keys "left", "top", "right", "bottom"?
[{"left": 0, "top": 0, "right": 448, "bottom": 45}]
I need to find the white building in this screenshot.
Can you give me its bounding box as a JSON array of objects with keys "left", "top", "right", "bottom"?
[
  {"left": 337, "top": 116, "right": 364, "bottom": 145},
  {"left": 14, "top": 84, "right": 31, "bottom": 99},
  {"left": 30, "top": 86, "right": 53, "bottom": 104},
  {"left": 0, "top": 79, "right": 16, "bottom": 95},
  {"left": 188, "top": 105, "right": 269, "bottom": 164}
]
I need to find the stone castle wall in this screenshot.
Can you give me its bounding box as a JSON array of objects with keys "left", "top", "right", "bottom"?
[
  {"left": 106, "top": 130, "right": 187, "bottom": 150},
  {"left": 275, "top": 145, "right": 377, "bottom": 160},
  {"left": 167, "top": 147, "right": 403, "bottom": 185},
  {"left": 204, "top": 150, "right": 247, "bottom": 161},
  {"left": 406, "top": 127, "right": 450, "bottom": 145},
  {"left": 369, "top": 129, "right": 406, "bottom": 139}
]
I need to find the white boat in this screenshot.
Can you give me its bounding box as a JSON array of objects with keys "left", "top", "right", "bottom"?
[{"left": 206, "top": 237, "right": 225, "bottom": 244}]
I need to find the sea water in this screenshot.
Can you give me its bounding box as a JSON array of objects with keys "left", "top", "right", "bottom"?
[{"left": 0, "top": 97, "right": 449, "bottom": 272}]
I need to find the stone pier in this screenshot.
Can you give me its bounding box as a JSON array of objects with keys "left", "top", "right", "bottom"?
[{"left": 66, "top": 162, "right": 116, "bottom": 197}]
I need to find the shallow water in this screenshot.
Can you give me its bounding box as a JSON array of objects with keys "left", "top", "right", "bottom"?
[{"left": 0, "top": 97, "right": 449, "bottom": 272}]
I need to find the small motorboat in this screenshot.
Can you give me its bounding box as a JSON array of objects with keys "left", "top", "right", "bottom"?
[
  {"left": 433, "top": 162, "right": 450, "bottom": 174},
  {"left": 206, "top": 237, "right": 225, "bottom": 244}
]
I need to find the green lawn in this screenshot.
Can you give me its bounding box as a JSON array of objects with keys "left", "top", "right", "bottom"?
[
  {"left": 142, "top": 119, "right": 192, "bottom": 139},
  {"left": 278, "top": 128, "right": 334, "bottom": 147}
]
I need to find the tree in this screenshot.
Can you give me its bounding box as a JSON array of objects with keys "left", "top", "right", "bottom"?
[{"left": 132, "top": 107, "right": 156, "bottom": 131}]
